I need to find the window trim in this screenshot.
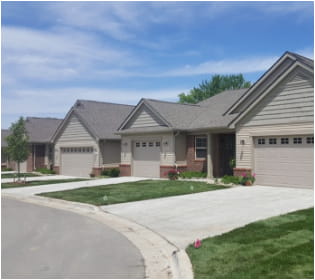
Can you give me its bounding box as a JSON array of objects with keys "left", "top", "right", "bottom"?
[{"left": 195, "top": 136, "right": 207, "bottom": 160}]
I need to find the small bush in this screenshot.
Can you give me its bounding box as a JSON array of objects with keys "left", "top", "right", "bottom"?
[
  {"left": 35, "top": 168, "right": 56, "bottom": 174},
  {"left": 109, "top": 168, "right": 120, "bottom": 177},
  {"left": 166, "top": 169, "right": 179, "bottom": 180},
  {"left": 101, "top": 169, "right": 109, "bottom": 176},
  {"left": 101, "top": 168, "right": 120, "bottom": 177},
  {"left": 221, "top": 175, "right": 241, "bottom": 185},
  {"left": 179, "top": 171, "right": 207, "bottom": 179},
  {"left": 2, "top": 167, "right": 13, "bottom": 171}
]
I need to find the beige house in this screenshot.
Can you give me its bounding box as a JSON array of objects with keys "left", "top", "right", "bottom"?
[
  {"left": 117, "top": 52, "right": 314, "bottom": 188},
  {"left": 52, "top": 100, "right": 134, "bottom": 177},
  {"left": 2, "top": 117, "right": 62, "bottom": 172}
]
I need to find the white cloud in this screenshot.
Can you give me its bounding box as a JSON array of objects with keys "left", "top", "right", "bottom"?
[{"left": 158, "top": 55, "right": 279, "bottom": 77}]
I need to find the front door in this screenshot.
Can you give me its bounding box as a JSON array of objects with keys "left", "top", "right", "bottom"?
[{"left": 218, "top": 134, "right": 235, "bottom": 176}]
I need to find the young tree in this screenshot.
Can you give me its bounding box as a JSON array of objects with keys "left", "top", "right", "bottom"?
[
  {"left": 178, "top": 74, "right": 251, "bottom": 104},
  {"left": 6, "top": 117, "right": 29, "bottom": 180}
]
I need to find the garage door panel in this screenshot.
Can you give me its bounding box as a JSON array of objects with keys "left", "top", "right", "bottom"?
[
  {"left": 133, "top": 140, "right": 160, "bottom": 178},
  {"left": 61, "top": 147, "right": 94, "bottom": 177},
  {"left": 254, "top": 136, "right": 314, "bottom": 188}
]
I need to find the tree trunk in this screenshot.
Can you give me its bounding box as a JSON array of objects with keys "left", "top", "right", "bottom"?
[{"left": 17, "top": 161, "right": 20, "bottom": 181}]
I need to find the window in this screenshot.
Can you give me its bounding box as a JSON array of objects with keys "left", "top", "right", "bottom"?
[
  {"left": 293, "top": 137, "right": 302, "bottom": 144},
  {"left": 195, "top": 136, "right": 207, "bottom": 159},
  {"left": 269, "top": 138, "right": 277, "bottom": 145},
  {"left": 149, "top": 142, "right": 154, "bottom": 147},
  {"left": 307, "top": 137, "right": 314, "bottom": 144},
  {"left": 135, "top": 142, "right": 140, "bottom": 148},
  {"left": 155, "top": 142, "right": 160, "bottom": 147},
  {"left": 281, "top": 138, "right": 289, "bottom": 144},
  {"left": 257, "top": 138, "right": 265, "bottom": 145},
  {"left": 142, "top": 142, "right": 147, "bottom": 147}
]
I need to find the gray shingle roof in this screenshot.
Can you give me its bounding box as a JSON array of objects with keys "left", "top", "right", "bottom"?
[
  {"left": 124, "top": 88, "right": 247, "bottom": 132},
  {"left": 74, "top": 100, "right": 134, "bottom": 139},
  {"left": 25, "top": 117, "right": 63, "bottom": 143},
  {"left": 2, "top": 118, "right": 63, "bottom": 145}
]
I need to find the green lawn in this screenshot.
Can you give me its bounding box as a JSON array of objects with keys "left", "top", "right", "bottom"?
[
  {"left": 1, "top": 179, "right": 88, "bottom": 189},
  {"left": 39, "top": 180, "right": 227, "bottom": 206},
  {"left": 1, "top": 173, "right": 40, "bottom": 179},
  {"left": 186, "top": 208, "right": 314, "bottom": 279}
]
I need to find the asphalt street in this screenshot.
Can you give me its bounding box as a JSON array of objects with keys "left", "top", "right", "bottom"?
[{"left": 2, "top": 197, "right": 145, "bottom": 279}]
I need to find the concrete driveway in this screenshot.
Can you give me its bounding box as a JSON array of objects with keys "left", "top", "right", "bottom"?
[{"left": 102, "top": 186, "right": 314, "bottom": 249}]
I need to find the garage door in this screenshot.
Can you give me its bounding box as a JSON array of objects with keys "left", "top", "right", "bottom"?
[
  {"left": 133, "top": 140, "right": 160, "bottom": 178},
  {"left": 60, "top": 147, "right": 94, "bottom": 177},
  {"left": 254, "top": 135, "right": 314, "bottom": 188}
]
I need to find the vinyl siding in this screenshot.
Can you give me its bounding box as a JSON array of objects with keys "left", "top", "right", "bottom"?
[
  {"left": 126, "top": 105, "right": 166, "bottom": 129},
  {"left": 231, "top": 57, "right": 294, "bottom": 114},
  {"left": 101, "top": 140, "right": 121, "bottom": 165},
  {"left": 236, "top": 122, "right": 314, "bottom": 169},
  {"left": 57, "top": 115, "right": 96, "bottom": 144},
  {"left": 121, "top": 133, "right": 175, "bottom": 165},
  {"left": 240, "top": 69, "right": 313, "bottom": 127},
  {"left": 175, "top": 133, "right": 186, "bottom": 163},
  {"left": 54, "top": 114, "right": 99, "bottom": 168}
]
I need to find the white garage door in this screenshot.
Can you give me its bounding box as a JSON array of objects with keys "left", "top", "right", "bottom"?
[
  {"left": 61, "top": 147, "right": 94, "bottom": 177},
  {"left": 254, "top": 135, "right": 314, "bottom": 188},
  {"left": 133, "top": 140, "right": 161, "bottom": 178}
]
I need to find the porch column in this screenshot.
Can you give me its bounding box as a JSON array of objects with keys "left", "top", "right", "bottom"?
[
  {"left": 207, "top": 132, "right": 213, "bottom": 178},
  {"left": 44, "top": 144, "right": 49, "bottom": 167}
]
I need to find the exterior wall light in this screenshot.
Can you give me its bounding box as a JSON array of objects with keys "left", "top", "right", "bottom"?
[
  {"left": 240, "top": 140, "right": 245, "bottom": 145},
  {"left": 163, "top": 141, "right": 168, "bottom": 146}
]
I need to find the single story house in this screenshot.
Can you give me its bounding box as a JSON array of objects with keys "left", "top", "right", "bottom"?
[
  {"left": 1, "top": 129, "right": 10, "bottom": 168},
  {"left": 2, "top": 117, "right": 63, "bottom": 172},
  {"left": 117, "top": 52, "right": 314, "bottom": 188},
  {"left": 52, "top": 100, "right": 134, "bottom": 177}
]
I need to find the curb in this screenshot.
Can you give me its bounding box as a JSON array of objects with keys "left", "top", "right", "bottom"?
[{"left": 2, "top": 193, "right": 193, "bottom": 279}]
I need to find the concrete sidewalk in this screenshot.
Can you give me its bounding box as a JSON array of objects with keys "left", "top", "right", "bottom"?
[
  {"left": 2, "top": 175, "right": 79, "bottom": 183},
  {"left": 102, "top": 186, "right": 314, "bottom": 249},
  {"left": 2, "top": 177, "right": 147, "bottom": 196}
]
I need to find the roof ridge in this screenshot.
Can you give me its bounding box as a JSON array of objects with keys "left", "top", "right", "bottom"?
[
  {"left": 286, "top": 51, "right": 314, "bottom": 62},
  {"left": 26, "top": 117, "right": 63, "bottom": 120},
  {"left": 76, "top": 99, "right": 134, "bottom": 107},
  {"left": 145, "top": 98, "right": 200, "bottom": 107}
]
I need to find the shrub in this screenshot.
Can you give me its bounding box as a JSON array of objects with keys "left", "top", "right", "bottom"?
[
  {"left": 35, "top": 167, "right": 56, "bottom": 174},
  {"left": 101, "top": 169, "right": 109, "bottom": 176},
  {"left": 109, "top": 168, "right": 120, "bottom": 177},
  {"left": 179, "top": 171, "right": 207, "bottom": 179},
  {"left": 240, "top": 172, "right": 256, "bottom": 185},
  {"left": 221, "top": 175, "right": 241, "bottom": 185},
  {"left": 101, "top": 168, "right": 120, "bottom": 177},
  {"left": 166, "top": 169, "right": 179, "bottom": 180},
  {"left": 2, "top": 167, "right": 13, "bottom": 171}
]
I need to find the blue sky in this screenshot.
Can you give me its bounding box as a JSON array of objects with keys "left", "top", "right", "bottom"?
[{"left": 2, "top": 1, "right": 314, "bottom": 128}]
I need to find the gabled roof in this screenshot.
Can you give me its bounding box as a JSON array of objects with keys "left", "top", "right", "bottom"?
[
  {"left": 25, "top": 117, "right": 63, "bottom": 143},
  {"left": 118, "top": 89, "right": 247, "bottom": 133},
  {"left": 2, "top": 117, "right": 63, "bottom": 145},
  {"left": 226, "top": 51, "right": 314, "bottom": 127},
  {"left": 53, "top": 100, "right": 134, "bottom": 141}
]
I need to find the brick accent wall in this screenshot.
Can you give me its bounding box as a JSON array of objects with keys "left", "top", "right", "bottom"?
[
  {"left": 92, "top": 167, "right": 102, "bottom": 177},
  {"left": 53, "top": 166, "right": 60, "bottom": 174},
  {"left": 120, "top": 164, "right": 131, "bottom": 176},
  {"left": 186, "top": 135, "right": 207, "bottom": 173},
  {"left": 233, "top": 168, "right": 252, "bottom": 177}
]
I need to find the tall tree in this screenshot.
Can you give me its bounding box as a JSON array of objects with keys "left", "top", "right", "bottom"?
[
  {"left": 178, "top": 74, "right": 251, "bottom": 104},
  {"left": 6, "top": 117, "right": 29, "bottom": 180}
]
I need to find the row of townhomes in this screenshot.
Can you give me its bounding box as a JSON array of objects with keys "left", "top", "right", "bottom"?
[{"left": 2, "top": 52, "right": 314, "bottom": 188}]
